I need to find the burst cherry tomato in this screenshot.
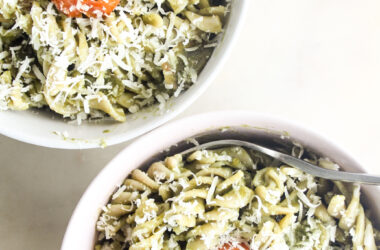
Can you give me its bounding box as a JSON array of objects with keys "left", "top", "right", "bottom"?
[
  {"left": 219, "top": 242, "right": 250, "bottom": 250},
  {"left": 52, "top": 0, "right": 120, "bottom": 18}
]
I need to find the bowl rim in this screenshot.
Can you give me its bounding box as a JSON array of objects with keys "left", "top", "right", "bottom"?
[
  {"left": 61, "top": 110, "right": 379, "bottom": 250},
  {"left": 0, "top": 0, "right": 250, "bottom": 149}
]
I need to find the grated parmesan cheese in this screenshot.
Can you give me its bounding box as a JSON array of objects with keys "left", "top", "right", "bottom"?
[
  {"left": 94, "top": 143, "right": 377, "bottom": 249},
  {"left": 0, "top": 0, "right": 227, "bottom": 123}
]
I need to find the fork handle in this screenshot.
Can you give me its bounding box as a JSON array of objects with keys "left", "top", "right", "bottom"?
[
  {"left": 181, "top": 139, "right": 380, "bottom": 185},
  {"left": 277, "top": 152, "right": 380, "bottom": 185}
]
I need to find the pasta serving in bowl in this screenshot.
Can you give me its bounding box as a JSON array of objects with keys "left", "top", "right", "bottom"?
[
  {"left": 94, "top": 147, "right": 379, "bottom": 249},
  {"left": 0, "top": 0, "right": 247, "bottom": 148},
  {"left": 62, "top": 111, "right": 380, "bottom": 250}
]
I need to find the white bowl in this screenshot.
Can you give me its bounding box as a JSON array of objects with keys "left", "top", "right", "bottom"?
[
  {"left": 0, "top": 0, "right": 248, "bottom": 149},
  {"left": 62, "top": 111, "right": 380, "bottom": 250}
]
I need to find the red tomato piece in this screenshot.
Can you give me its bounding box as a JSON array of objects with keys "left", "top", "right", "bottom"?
[
  {"left": 219, "top": 242, "right": 250, "bottom": 250},
  {"left": 52, "top": 0, "right": 120, "bottom": 18},
  {"left": 52, "top": 0, "right": 81, "bottom": 17}
]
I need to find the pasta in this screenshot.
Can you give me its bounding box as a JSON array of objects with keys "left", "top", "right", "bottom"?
[
  {"left": 0, "top": 0, "right": 229, "bottom": 123},
  {"left": 95, "top": 146, "right": 380, "bottom": 249}
]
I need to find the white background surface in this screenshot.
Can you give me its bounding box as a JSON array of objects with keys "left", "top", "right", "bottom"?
[{"left": 1, "top": 0, "right": 380, "bottom": 249}]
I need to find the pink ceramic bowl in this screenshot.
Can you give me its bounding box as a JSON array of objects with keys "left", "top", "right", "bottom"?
[{"left": 62, "top": 111, "right": 380, "bottom": 249}]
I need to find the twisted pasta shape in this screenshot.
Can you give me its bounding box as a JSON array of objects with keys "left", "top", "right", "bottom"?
[
  {"left": 1, "top": 0, "right": 228, "bottom": 122},
  {"left": 95, "top": 146, "right": 380, "bottom": 250}
]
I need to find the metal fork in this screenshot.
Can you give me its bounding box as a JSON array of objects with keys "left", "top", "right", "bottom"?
[{"left": 180, "top": 139, "right": 380, "bottom": 185}]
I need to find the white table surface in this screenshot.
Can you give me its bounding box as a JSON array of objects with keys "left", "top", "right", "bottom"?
[{"left": 1, "top": 1, "right": 380, "bottom": 249}]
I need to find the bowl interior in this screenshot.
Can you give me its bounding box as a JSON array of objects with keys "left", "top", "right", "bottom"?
[
  {"left": 139, "top": 127, "right": 380, "bottom": 225},
  {"left": 0, "top": 0, "right": 247, "bottom": 149},
  {"left": 62, "top": 121, "right": 380, "bottom": 249}
]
